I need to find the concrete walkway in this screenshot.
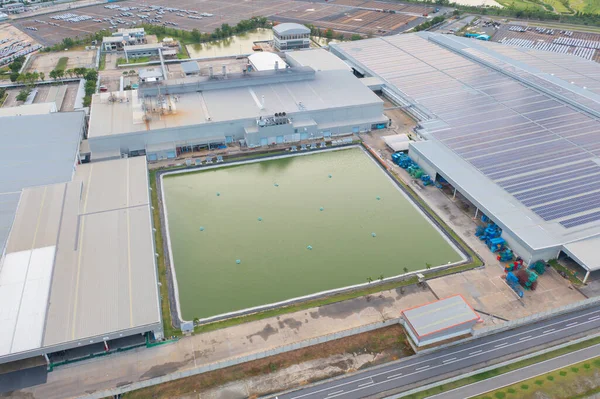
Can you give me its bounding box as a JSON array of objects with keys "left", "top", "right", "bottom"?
[
  {"left": 16, "top": 286, "right": 436, "bottom": 399},
  {"left": 427, "top": 343, "right": 600, "bottom": 399}
]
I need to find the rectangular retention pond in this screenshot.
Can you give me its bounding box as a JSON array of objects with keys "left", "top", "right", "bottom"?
[{"left": 162, "top": 148, "right": 464, "bottom": 320}]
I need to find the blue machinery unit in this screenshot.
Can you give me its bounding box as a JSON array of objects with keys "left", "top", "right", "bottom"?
[{"left": 506, "top": 272, "right": 524, "bottom": 298}]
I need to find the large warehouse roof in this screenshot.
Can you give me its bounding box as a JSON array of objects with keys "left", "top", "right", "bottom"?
[
  {"left": 0, "top": 157, "right": 161, "bottom": 363},
  {"left": 88, "top": 69, "right": 383, "bottom": 138},
  {"left": 0, "top": 112, "right": 85, "bottom": 254},
  {"left": 332, "top": 33, "right": 600, "bottom": 268}
]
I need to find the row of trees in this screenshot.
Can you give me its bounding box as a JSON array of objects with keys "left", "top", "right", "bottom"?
[
  {"left": 10, "top": 66, "right": 95, "bottom": 83},
  {"left": 413, "top": 15, "right": 446, "bottom": 32},
  {"left": 305, "top": 24, "right": 364, "bottom": 41}
]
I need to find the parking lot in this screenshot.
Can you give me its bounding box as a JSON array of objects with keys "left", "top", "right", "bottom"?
[
  {"left": 26, "top": 49, "right": 96, "bottom": 74},
  {"left": 0, "top": 24, "right": 41, "bottom": 66},
  {"left": 12, "top": 0, "right": 430, "bottom": 46},
  {"left": 492, "top": 23, "right": 600, "bottom": 62}
]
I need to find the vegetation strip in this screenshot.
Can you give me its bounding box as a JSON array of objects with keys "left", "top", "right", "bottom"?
[
  {"left": 472, "top": 355, "right": 600, "bottom": 399},
  {"left": 400, "top": 336, "right": 600, "bottom": 399}
]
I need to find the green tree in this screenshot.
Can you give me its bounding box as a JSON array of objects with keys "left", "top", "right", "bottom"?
[
  {"left": 39, "top": 72, "right": 45, "bottom": 82},
  {"left": 84, "top": 69, "right": 98, "bottom": 81},
  {"left": 123, "top": 71, "right": 129, "bottom": 76},
  {"left": 191, "top": 28, "right": 202, "bottom": 43},
  {"left": 366, "top": 276, "right": 373, "bottom": 283},
  {"left": 350, "top": 34, "right": 362, "bottom": 41},
  {"left": 9, "top": 72, "right": 19, "bottom": 82},
  {"left": 403, "top": 267, "right": 409, "bottom": 274},
  {"left": 49, "top": 69, "right": 58, "bottom": 80},
  {"left": 16, "top": 88, "right": 30, "bottom": 102},
  {"left": 378, "top": 274, "right": 384, "bottom": 281},
  {"left": 425, "top": 263, "right": 432, "bottom": 270},
  {"left": 55, "top": 69, "right": 65, "bottom": 79},
  {"left": 325, "top": 29, "right": 334, "bottom": 39}
]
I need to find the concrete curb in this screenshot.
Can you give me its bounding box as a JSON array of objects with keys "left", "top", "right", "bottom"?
[
  {"left": 454, "top": 346, "right": 600, "bottom": 399},
  {"left": 385, "top": 331, "right": 600, "bottom": 398}
]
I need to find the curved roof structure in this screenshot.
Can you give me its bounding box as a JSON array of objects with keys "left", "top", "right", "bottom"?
[{"left": 273, "top": 23, "right": 310, "bottom": 36}]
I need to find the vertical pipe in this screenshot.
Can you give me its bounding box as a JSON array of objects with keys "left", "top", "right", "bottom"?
[
  {"left": 584, "top": 270, "right": 590, "bottom": 284},
  {"left": 452, "top": 187, "right": 457, "bottom": 200},
  {"left": 474, "top": 207, "right": 479, "bottom": 219}
]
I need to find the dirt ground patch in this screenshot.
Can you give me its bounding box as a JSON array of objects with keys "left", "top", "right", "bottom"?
[
  {"left": 123, "top": 324, "right": 412, "bottom": 399},
  {"left": 27, "top": 49, "right": 95, "bottom": 74}
]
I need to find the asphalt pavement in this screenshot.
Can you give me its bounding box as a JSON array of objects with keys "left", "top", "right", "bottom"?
[
  {"left": 427, "top": 342, "right": 600, "bottom": 399},
  {"left": 274, "top": 305, "right": 600, "bottom": 399}
]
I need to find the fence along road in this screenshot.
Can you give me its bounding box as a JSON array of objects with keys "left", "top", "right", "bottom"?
[{"left": 273, "top": 304, "right": 600, "bottom": 399}]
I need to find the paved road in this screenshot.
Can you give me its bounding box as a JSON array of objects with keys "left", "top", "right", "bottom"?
[
  {"left": 275, "top": 305, "right": 600, "bottom": 399},
  {"left": 427, "top": 343, "right": 600, "bottom": 399}
]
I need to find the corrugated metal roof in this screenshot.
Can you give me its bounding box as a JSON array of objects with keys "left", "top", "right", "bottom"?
[
  {"left": 43, "top": 157, "right": 160, "bottom": 345},
  {"left": 89, "top": 70, "right": 383, "bottom": 138},
  {"left": 402, "top": 295, "right": 479, "bottom": 338},
  {"left": 0, "top": 112, "right": 85, "bottom": 253}
]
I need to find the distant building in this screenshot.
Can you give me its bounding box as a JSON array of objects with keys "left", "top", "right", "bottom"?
[
  {"left": 273, "top": 23, "right": 311, "bottom": 51},
  {"left": 123, "top": 43, "right": 163, "bottom": 62},
  {"left": 138, "top": 67, "right": 164, "bottom": 82},
  {"left": 248, "top": 52, "right": 286, "bottom": 72},
  {"left": 0, "top": 2, "right": 24, "bottom": 14},
  {"left": 103, "top": 28, "right": 146, "bottom": 51},
  {"left": 180, "top": 61, "right": 200, "bottom": 76}
]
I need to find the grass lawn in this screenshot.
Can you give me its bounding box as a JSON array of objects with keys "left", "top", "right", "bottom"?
[
  {"left": 544, "top": 0, "right": 572, "bottom": 12},
  {"left": 495, "top": 0, "right": 547, "bottom": 11},
  {"left": 55, "top": 56, "right": 69, "bottom": 70},
  {"left": 569, "top": 0, "right": 600, "bottom": 13},
  {"left": 472, "top": 356, "right": 600, "bottom": 399},
  {"left": 402, "top": 336, "right": 600, "bottom": 399},
  {"left": 98, "top": 53, "right": 106, "bottom": 71}
]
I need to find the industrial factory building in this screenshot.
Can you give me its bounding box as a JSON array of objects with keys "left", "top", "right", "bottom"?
[
  {"left": 87, "top": 65, "right": 388, "bottom": 161},
  {"left": 332, "top": 32, "right": 600, "bottom": 281},
  {"left": 0, "top": 112, "right": 161, "bottom": 366}
]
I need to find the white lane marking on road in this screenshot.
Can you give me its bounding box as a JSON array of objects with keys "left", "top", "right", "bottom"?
[
  {"left": 443, "top": 358, "right": 457, "bottom": 363},
  {"left": 519, "top": 336, "right": 532, "bottom": 341},
  {"left": 566, "top": 322, "right": 578, "bottom": 327},
  {"left": 416, "top": 365, "right": 430, "bottom": 371},
  {"left": 289, "top": 311, "right": 600, "bottom": 399},
  {"left": 495, "top": 342, "right": 508, "bottom": 348},
  {"left": 589, "top": 316, "right": 600, "bottom": 320},
  {"left": 318, "top": 317, "right": 600, "bottom": 399},
  {"left": 358, "top": 380, "right": 373, "bottom": 387},
  {"left": 386, "top": 373, "right": 403, "bottom": 379},
  {"left": 543, "top": 328, "right": 556, "bottom": 334},
  {"left": 328, "top": 390, "right": 344, "bottom": 396}
]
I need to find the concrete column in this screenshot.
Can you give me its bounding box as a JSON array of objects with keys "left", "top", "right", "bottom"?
[{"left": 584, "top": 270, "right": 590, "bottom": 284}]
